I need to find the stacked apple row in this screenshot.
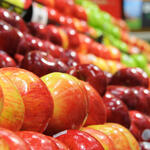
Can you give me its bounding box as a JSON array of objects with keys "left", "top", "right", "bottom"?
[
  {"left": 0, "top": 7, "right": 150, "bottom": 77},
  {"left": 0, "top": 123, "right": 140, "bottom": 150},
  {"left": 0, "top": 66, "right": 140, "bottom": 150}
]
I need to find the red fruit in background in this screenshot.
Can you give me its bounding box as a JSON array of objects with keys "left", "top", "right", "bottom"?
[
  {"left": 0, "top": 50, "right": 16, "bottom": 67},
  {"left": 67, "top": 64, "right": 107, "bottom": 96},
  {"left": 109, "top": 68, "right": 149, "bottom": 88},
  {"left": 129, "top": 110, "right": 150, "bottom": 142},
  {"left": 17, "top": 131, "right": 58, "bottom": 150},
  {"left": 0, "top": 127, "right": 29, "bottom": 150},
  {"left": 103, "top": 92, "right": 130, "bottom": 128},
  {"left": 17, "top": 33, "right": 65, "bottom": 58},
  {"left": 0, "top": 20, "right": 23, "bottom": 56},
  {"left": 14, "top": 53, "right": 24, "bottom": 67},
  {"left": 107, "top": 86, "right": 150, "bottom": 116},
  {"left": 47, "top": 136, "right": 69, "bottom": 150},
  {"left": 0, "top": 8, "right": 28, "bottom": 33},
  {"left": 104, "top": 71, "right": 112, "bottom": 84},
  {"left": 82, "top": 81, "right": 107, "bottom": 126},
  {"left": 54, "top": 130, "right": 104, "bottom": 150},
  {"left": 0, "top": 67, "right": 54, "bottom": 132},
  {"left": 20, "top": 50, "right": 68, "bottom": 77}
]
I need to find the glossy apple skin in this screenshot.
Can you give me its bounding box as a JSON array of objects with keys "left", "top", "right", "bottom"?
[
  {"left": 82, "top": 81, "right": 107, "bottom": 126},
  {"left": 103, "top": 92, "right": 130, "bottom": 128},
  {"left": 0, "top": 128, "right": 29, "bottom": 150},
  {"left": 20, "top": 50, "right": 68, "bottom": 77},
  {"left": 67, "top": 64, "right": 107, "bottom": 96},
  {"left": 140, "top": 141, "right": 150, "bottom": 150},
  {"left": 17, "top": 33, "right": 65, "bottom": 58},
  {"left": 41, "top": 73, "right": 88, "bottom": 135},
  {"left": 0, "top": 85, "right": 3, "bottom": 115},
  {"left": 0, "top": 50, "right": 16, "bottom": 68},
  {"left": 129, "top": 110, "right": 150, "bottom": 142},
  {"left": 0, "top": 138, "right": 10, "bottom": 150},
  {"left": 54, "top": 130, "right": 104, "bottom": 150},
  {"left": 47, "top": 136, "right": 69, "bottom": 150},
  {"left": 109, "top": 68, "right": 149, "bottom": 88},
  {"left": 0, "top": 72, "right": 24, "bottom": 131},
  {"left": 17, "top": 131, "right": 58, "bottom": 150},
  {"left": 0, "top": 67, "right": 54, "bottom": 132},
  {"left": 0, "top": 20, "right": 23, "bottom": 56},
  {"left": 81, "top": 127, "right": 116, "bottom": 150},
  {"left": 0, "top": 8, "right": 28, "bottom": 33},
  {"left": 107, "top": 86, "right": 150, "bottom": 116},
  {"left": 88, "top": 125, "right": 132, "bottom": 150},
  {"left": 105, "top": 123, "right": 140, "bottom": 150}
]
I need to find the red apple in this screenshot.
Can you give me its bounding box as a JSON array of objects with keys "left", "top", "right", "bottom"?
[
  {"left": 0, "top": 8, "right": 28, "bottom": 33},
  {"left": 67, "top": 64, "right": 107, "bottom": 96},
  {"left": 54, "top": 130, "right": 104, "bottom": 150},
  {"left": 0, "top": 50, "right": 16, "bottom": 68},
  {"left": 17, "top": 131, "right": 58, "bottom": 150},
  {"left": 20, "top": 50, "right": 68, "bottom": 77},
  {"left": 140, "top": 141, "right": 150, "bottom": 150},
  {"left": 89, "top": 124, "right": 132, "bottom": 150},
  {"left": 103, "top": 92, "right": 130, "bottom": 128},
  {"left": 47, "top": 136, "right": 69, "bottom": 150},
  {"left": 81, "top": 127, "right": 116, "bottom": 150},
  {"left": 0, "top": 67, "right": 54, "bottom": 132},
  {"left": 109, "top": 68, "right": 149, "bottom": 88},
  {"left": 129, "top": 110, "right": 150, "bottom": 142},
  {"left": 82, "top": 81, "right": 107, "bottom": 126},
  {"left": 41, "top": 72, "right": 88, "bottom": 135},
  {"left": 0, "top": 72, "right": 24, "bottom": 131},
  {"left": 0, "top": 20, "right": 23, "bottom": 56},
  {"left": 0, "top": 127, "right": 29, "bottom": 150}
]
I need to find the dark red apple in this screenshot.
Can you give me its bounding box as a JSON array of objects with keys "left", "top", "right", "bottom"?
[
  {"left": 140, "top": 141, "right": 150, "bottom": 150},
  {"left": 54, "top": 130, "right": 104, "bottom": 150},
  {"left": 109, "top": 68, "right": 149, "bottom": 88},
  {"left": 0, "top": 8, "right": 28, "bottom": 33},
  {"left": 0, "top": 50, "right": 16, "bottom": 67},
  {"left": 103, "top": 92, "right": 130, "bottom": 128},
  {"left": 129, "top": 110, "right": 150, "bottom": 142},
  {"left": 107, "top": 86, "right": 150, "bottom": 116},
  {"left": 0, "top": 20, "right": 23, "bottom": 56},
  {"left": 0, "top": 127, "right": 29, "bottom": 150},
  {"left": 17, "top": 131, "right": 58, "bottom": 150},
  {"left": 17, "top": 33, "right": 65, "bottom": 58},
  {"left": 67, "top": 64, "right": 107, "bottom": 96},
  {"left": 20, "top": 50, "right": 68, "bottom": 77}
]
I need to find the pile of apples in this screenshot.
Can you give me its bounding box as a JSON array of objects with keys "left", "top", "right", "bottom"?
[
  {"left": 0, "top": 4, "right": 150, "bottom": 150},
  {"left": 0, "top": 66, "right": 144, "bottom": 150}
]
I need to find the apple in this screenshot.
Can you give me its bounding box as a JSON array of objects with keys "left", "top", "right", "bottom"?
[
  {"left": 140, "top": 141, "right": 150, "bottom": 150},
  {"left": 129, "top": 110, "right": 150, "bottom": 142},
  {"left": 41, "top": 72, "right": 88, "bottom": 135},
  {"left": 107, "top": 86, "right": 150, "bottom": 116},
  {"left": 0, "top": 20, "right": 23, "bottom": 56},
  {"left": 88, "top": 124, "right": 132, "bottom": 150},
  {"left": 82, "top": 81, "right": 107, "bottom": 126},
  {"left": 0, "top": 127, "right": 29, "bottom": 150},
  {"left": 20, "top": 50, "right": 68, "bottom": 77},
  {"left": 103, "top": 92, "right": 130, "bottom": 128},
  {"left": 47, "top": 136, "right": 69, "bottom": 150},
  {"left": 0, "top": 84, "right": 3, "bottom": 115},
  {"left": 0, "top": 50, "right": 16, "bottom": 68},
  {"left": 67, "top": 64, "right": 107, "bottom": 96},
  {"left": 81, "top": 127, "right": 116, "bottom": 150},
  {"left": 54, "top": 129, "right": 104, "bottom": 150},
  {"left": 0, "top": 67, "right": 54, "bottom": 132},
  {"left": 105, "top": 123, "right": 140, "bottom": 150},
  {"left": 0, "top": 8, "right": 28, "bottom": 33},
  {"left": 0, "top": 72, "right": 24, "bottom": 131},
  {"left": 109, "top": 68, "right": 149, "bottom": 88},
  {"left": 17, "top": 131, "right": 58, "bottom": 150}
]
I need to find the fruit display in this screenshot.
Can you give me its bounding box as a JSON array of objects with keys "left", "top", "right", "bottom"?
[{"left": 0, "top": 0, "right": 150, "bottom": 149}]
